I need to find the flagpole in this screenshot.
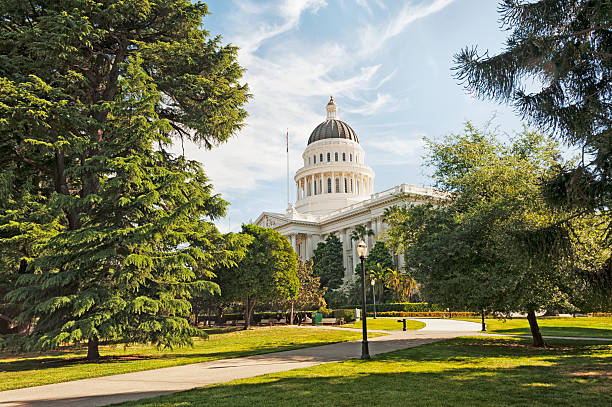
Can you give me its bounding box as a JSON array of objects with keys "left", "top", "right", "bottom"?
[{"left": 286, "top": 129, "right": 290, "bottom": 207}]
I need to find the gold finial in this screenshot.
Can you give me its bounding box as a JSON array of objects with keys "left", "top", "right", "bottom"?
[{"left": 327, "top": 95, "right": 336, "bottom": 105}]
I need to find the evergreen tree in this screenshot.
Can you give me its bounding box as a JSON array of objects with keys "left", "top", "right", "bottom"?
[
  {"left": 0, "top": 1, "right": 249, "bottom": 359},
  {"left": 312, "top": 233, "right": 345, "bottom": 290},
  {"left": 453, "top": 0, "right": 611, "bottom": 240},
  {"left": 215, "top": 224, "right": 298, "bottom": 330}
]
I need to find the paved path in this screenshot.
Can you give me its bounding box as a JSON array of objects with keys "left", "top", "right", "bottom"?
[
  {"left": 3, "top": 318, "right": 603, "bottom": 407},
  {"left": 0, "top": 326, "right": 471, "bottom": 407}
]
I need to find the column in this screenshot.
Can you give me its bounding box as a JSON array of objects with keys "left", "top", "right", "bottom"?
[
  {"left": 295, "top": 182, "right": 299, "bottom": 201},
  {"left": 331, "top": 171, "right": 335, "bottom": 193},
  {"left": 312, "top": 175, "right": 316, "bottom": 196},
  {"left": 290, "top": 234, "right": 297, "bottom": 253}
]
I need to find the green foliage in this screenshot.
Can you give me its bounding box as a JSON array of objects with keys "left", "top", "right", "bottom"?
[
  {"left": 386, "top": 124, "right": 610, "bottom": 344},
  {"left": 0, "top": 1, "right": 249, "bottom": 357},
  {"left": 312, "top": 233, "right": 345, "bottom": 290},
  {"left": 454, "top": 0, "right": 612, "bottom": 239},
  {"left": 292, "top": 259, "right": 326, "bottom": 309},
  {"left": 332, "top": 309, "right": 356, "bottom": 323},
  {"left": 339, "top": 302, "right": 444, "bottom": 313},
  {"left": 215, "top": 225, "right": 298, "bottom": 328}
]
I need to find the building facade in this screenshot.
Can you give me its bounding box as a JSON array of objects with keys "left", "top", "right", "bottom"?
[{"left": 255, "top": 97, "right": 444, "bottom": 280}]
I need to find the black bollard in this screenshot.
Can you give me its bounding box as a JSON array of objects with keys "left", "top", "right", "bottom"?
[{"left": 397, "top": 319, "right": 407, "bottom": 331}]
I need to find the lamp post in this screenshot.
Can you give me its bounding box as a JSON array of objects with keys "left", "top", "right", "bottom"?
[
  {"left": 370, "top": 278, "right": 377, "bottom": 319},
  {"left": 357, "top": 238, "right": 370, "bottom": 360}
]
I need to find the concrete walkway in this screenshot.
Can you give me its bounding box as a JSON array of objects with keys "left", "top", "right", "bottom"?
[{"left": 0, "top": 327, "right": 471, "bottom": 407}]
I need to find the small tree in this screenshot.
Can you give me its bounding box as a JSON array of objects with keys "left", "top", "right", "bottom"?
[
  {"left": 312, "top": 234, "right": 345, "bottom": 290},
  {"left": 280, "top": 259, "right": 326, "bottom": 324},
  {"left": 217, "top": 225, "right": 298, "bottom": 329}
]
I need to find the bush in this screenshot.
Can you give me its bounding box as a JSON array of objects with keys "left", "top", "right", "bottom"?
[
  {"left": 374, "top": 311, "right": 482, "bottom": 318},
  {"left": 339, "top": 302, "right": 445, "bottom": 313},
  {"left": 333, "top": 309, "right": 356, "bottom": 323}
]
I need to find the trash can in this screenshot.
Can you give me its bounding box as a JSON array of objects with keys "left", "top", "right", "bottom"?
[{"left": 313, "top": 312, "right": 323, "bottom": 325}]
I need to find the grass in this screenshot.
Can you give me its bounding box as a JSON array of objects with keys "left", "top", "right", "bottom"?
[
  {"left": 0, "top": 327, "right": 384, "bottom": 391},
  {"left": 339, "top": 318, "right": 425, "bottom": 331},
  {"left": 117, "top": 336, "right": 612, "bottom": 407},
  {"left": 459, "top": 317, "right": 612, "bottom": 338}
]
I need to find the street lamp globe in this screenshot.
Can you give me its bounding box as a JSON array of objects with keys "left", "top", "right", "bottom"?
[
  {"left": 357, "top": 239, "right": 367, "bottom": 259},
  {"left": 370, "top": 279, "right": 375, "bottom": 286}
]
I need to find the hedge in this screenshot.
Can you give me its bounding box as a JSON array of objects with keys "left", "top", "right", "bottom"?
[{"left": 339, "top": 302, "right": 445, "bottom": 313}]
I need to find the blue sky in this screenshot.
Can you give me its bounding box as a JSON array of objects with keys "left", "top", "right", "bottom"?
[{"left": 184, "top": 0, "right": 526, "bottom": 232}]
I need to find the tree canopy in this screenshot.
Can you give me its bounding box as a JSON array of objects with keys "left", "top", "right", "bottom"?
[
  {"left": 0, "top": 0, "right": 249, "bottom": 359},
  {"left": 389, "top": 124, "right": 610, "bottom": 346},
  {"left": 216, "top": 224, "right": 298, "bottom": 329},
  {"left": 453, "top": 0, "right": 611, "bottom": 236}
]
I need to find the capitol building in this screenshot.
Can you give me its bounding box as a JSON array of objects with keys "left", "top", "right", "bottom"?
[{"left": 255, "top": 97, "right": 444, "bottom": 280}]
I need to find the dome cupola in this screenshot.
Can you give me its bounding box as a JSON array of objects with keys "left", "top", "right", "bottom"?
[{"left": 307, "top": 97, "right": 359, "bottom": 145}]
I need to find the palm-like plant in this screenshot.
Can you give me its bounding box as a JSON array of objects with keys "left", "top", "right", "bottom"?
[
  {"left": 350, "top": 224, "right": 374, "bottom": 243},
  {"left": 384, "top": 268, "right": 418, "bottom": 302}
]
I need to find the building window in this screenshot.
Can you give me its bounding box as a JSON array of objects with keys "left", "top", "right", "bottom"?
[
  {"left": 319, "top": 179, "right": 322, "bottom": 193},
  {"left": 351, "top": 178, "right": 353, "bottom": 193},
  {"left": 308, "top": 157, "right": 311, "bottom": 165},
  {"left": 335, "top": 178, "right": 340, "bottom": 193},
  {"left": 344, "top": 178, "right": 348, "bottom": 192},
  {"left": 335, "top": 152, "right": 338, "bottom": 161},
  {"left": 327, "top": 178, "right": 332, "bottom": 193},
  {"left": 320, "top": 153, "right": 323, "bottom": 162},
  {"left": 314, "top": 182, "right": 317, "bottom": 195},
  {"left": 343, "top": 153, "right": 346, "bottom": 161},
  {"left": 327, "top": 153, "right": 330, "bottom": 162},
  {"left": 313, "top": 155, "right": 316, "bottom": 163},
  {"left": 307, "top": 183, "right": 311, "bottom": 196},
  {"left": 357, "top": 180, "right": 360, "bottom": 194},
  {"left": 350, "top": 153, "right": 353, "bottom": 162}
]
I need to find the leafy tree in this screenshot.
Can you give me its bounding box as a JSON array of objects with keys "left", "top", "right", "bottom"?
[
  {"left": 277, "top": 259, "right": 326, "bottom": 323},
  {"left": 394, "top": 124, "right": 608, "bottom": 346},
  {"left": 217, "top": 224, "right": 298, "bottom": 330},
  {"left": 0, "top": 1, "right": 249, "bottom": 359},
  {"left": 454, "top": 0, "right": 612, "bottom": 246},
  {"left": 312, "top": 233, "right": 345, "bottom": 290},
  {"left": 189, "top": 232, "right": 253, "bottom": 325}
]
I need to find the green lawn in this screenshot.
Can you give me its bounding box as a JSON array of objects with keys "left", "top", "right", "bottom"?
[
  {"left": 117, "top": 337, "right": 612, "bottom": 407},
  {"left": 460, "top": 317, "right": 612, "bottom": 338},
  {"left": 0, "top": 327, "right": 384, "bottom": 391},
  {"left": 339, "top": 318, "right": 425, "bottom": 331}
]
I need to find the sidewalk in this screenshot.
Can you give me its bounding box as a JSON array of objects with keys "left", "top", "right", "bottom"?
[{"left": 0, "top": 330, "right": 470, "bottom": 407}]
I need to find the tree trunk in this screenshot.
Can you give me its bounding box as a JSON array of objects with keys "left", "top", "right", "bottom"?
[
  {"left": 290, "top": 301, "right": 294, "bottom": 325},
  {"left": 527, "top": 310, "right": 546, "bottom": 347},
  {"left": 87, "top": 337, "right": 100, "bottom": 361},
  {"left": 244, "top": 296, "right": 250, "bottom": 330}
]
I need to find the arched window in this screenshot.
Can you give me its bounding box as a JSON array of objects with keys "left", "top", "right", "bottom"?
[
  {"left": 335, "top": 152, "right": 338, "bottom": 161},
  {"left": 320, "top": 153, "right": 323, "bottom": 162},
  {"left": 342, "top": 152, "right": 346, "bottom": 161},
  {"left": 327, "top": 153, "right": 330, "bottom": 162},
  {"left": 327, "top": 178, "right": 332, "bottom": 193},
  {"left": 335, "top": 178, "right": 340, "bottom": 193},
  {"left": 350, "top": 178, "right": 353, "bottom": 192},
  {"left": 344, "top": 178, "right": 348, "bottom": 192},
  {"left": 350, "top": 153, "right": 353, "bottom": 161},
  {"left": 313, "top": 155, "right": 316, "bottom": 163}
]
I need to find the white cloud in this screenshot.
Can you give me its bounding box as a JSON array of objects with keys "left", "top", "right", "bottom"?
[
  {"left": 365, "top": 135, "right": 426, "bottom": 161},
  {"left": 347, "top": 93, "right": 394, "bottom": 116},
  {"left": 360, "top": 0, "right": 456, "bottom": 55}
]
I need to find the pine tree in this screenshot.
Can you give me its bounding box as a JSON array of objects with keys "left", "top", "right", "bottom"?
[
  {"left": 312, "top": 233, "right": 345, "bottom": 290},
  {"left": 0, "top": 1, "right": 249, "bottom": 359},
  {"left": 453, "top": 0, "right": 611, "bottom": 229}
]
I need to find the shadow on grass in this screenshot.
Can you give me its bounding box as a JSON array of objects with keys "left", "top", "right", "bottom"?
[
  {"left": 0, "top": 340, "right": 354, "bottom": 373},
  {"left": 490, "top": 327, "right": 612, "bottom": 339},
  {"left": 115, "top": 337, "right": 612, "bottom": 407}
]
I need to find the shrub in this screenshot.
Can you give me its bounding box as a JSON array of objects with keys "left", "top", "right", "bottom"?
[{"left": 333, "top": 309, "right": 356, "bottom": 323}]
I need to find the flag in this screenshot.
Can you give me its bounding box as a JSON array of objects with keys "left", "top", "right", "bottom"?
[{"left": 286, "top": 130, "right": 289, "bottom": 152}]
